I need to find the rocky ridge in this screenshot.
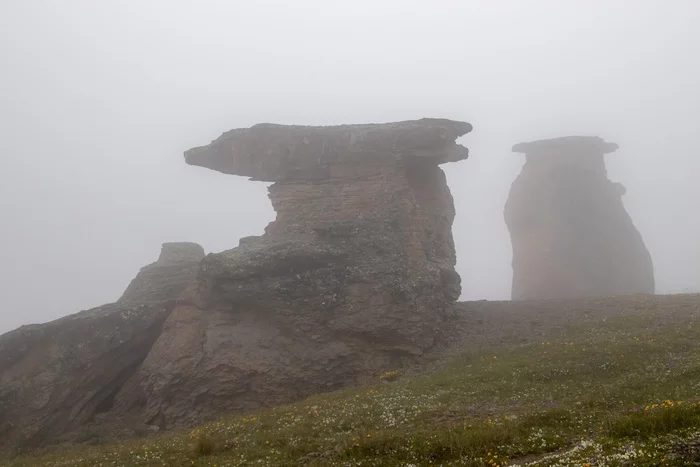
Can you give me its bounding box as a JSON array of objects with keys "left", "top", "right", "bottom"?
[
  {"left": 0, "top": 243, "right": 204, "bottom": 452},
  {"left": 0, "top": 118, "right": 473, "bottom": 451}
]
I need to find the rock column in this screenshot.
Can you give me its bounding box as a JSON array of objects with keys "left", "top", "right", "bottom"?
[
  {"left": 505, "top": 136, "right": 654, "bottom": 300},
  {"left": 139, "top": 119, "right": 472, "bottom": 428}
]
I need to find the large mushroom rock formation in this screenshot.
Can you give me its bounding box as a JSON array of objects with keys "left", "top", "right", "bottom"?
[
  {"left": 504, "top": 136, "right": 655, "bottom": 300},
  {"left": 139, "top": 118, "right": 471, "bottom": 429},
  {"left": 0, "top": 243, "right": 204, "bottom": 453}
]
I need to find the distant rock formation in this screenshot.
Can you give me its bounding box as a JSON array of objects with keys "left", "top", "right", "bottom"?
[
  {"left": 504, "top": 136, "right": 655, "bottom": 300},
  {"left": 138, "top": 119, "right": 472, "bottom": 429},
  {"left": 0, "top": 243, "right": 204, "bottom": 452}
]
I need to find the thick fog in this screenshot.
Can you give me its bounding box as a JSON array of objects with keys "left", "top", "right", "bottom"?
[{"left": 1, "top": 1, "right": 698, "bottom": 334}]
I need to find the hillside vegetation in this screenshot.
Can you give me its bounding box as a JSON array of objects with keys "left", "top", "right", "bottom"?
[{"left": 3, "top": 294, "right": 700, "bottom": 466}]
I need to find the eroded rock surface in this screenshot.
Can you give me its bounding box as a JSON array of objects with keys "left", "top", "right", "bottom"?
[
  {"left": 118, "top": 242, "right": 205, "bottom": 305},
  {"left": 139, "top": 119, "right": 471, "bottom": 429},
  {"left": 0, "top": 243, "right": 204, "bottom": 452},
  {"left": 505, "top": 136, "right": 655, "bottom": 300}
]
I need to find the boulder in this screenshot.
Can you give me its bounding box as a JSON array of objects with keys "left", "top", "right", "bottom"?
[
  {"left": 504, "top": 136, "right": 655, "bottom": 300},
  {"left": 139, "top": 118, "right": 472, "bottom": 429}
]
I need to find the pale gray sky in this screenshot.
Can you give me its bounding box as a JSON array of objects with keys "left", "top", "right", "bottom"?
[{"left": 1, "top": 0, "right": 698, "bottom": 333}]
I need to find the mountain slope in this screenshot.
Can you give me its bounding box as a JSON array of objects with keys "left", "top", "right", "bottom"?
[{"left": 3, "top": 294, "right": 700, "bottom": 467}]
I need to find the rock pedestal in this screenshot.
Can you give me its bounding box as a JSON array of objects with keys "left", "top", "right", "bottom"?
[
  {"left": 0, "top": 119, "right": 472, "bottom": 451},
  {"left": 139, "top": 119, "right": 472, "bottom": 429},
  {"left": 504, "top": 136, "right": 655, "bottom": 300}
]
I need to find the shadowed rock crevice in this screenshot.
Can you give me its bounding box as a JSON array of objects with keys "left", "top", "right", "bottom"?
[{"left": 505, "top": 136, "right": 655, "bottom": 300}]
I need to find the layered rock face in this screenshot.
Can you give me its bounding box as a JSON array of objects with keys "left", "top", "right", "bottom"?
[
  {"left": 138, "top": 119, "right": 471, "bottom": 429},
  {"left": 0, "top": 243, "right": 204, "bottom": 452},
  {"left": 505, "top": 136, "right": 655, "bottom": 300}
]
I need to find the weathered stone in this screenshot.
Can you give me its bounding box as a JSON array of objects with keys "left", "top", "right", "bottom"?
[
  {"left": 184, "top": 118, "right": 471, "bottom": 181},
  {"left": 138, "top": 119, "right": 471, "bottom": 429},
  {"left": 118, "top": 242, "right": 205, "bottom": 305},
  {"left": 0, "top": 119, "right": 472, "bottom": 450},
  {"left": 0, "top": 243, "right": 204, "bottom": 453},
  {"left": 505, "top": 136, "right": 655, "bottom": 300}
]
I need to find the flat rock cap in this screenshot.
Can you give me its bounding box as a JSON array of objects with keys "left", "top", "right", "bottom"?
[
  {"left": 512, "top": 136, "right": 618, "bottom": 155},
  {"left": 185, "top": 118, "right": 472, "bottom": 181}
]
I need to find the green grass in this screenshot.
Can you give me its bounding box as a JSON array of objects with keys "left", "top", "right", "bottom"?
[{"left": 4, "top": 304, "right": 700, "bottom": 466}]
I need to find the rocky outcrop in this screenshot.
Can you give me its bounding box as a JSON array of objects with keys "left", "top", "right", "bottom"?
[
  {"left": 118, "top": 242, "right": 205, "bottom": 305},
  {"left": 504, "top": 136, "right": 655, "bottom": 300},
  {"left": 0, "top": 119, "right": 472, "bottom": 451},
  {"left": 0, "top": 243, "right": 204, "bottom": 452},
  {"left": 138, "top": 119, "right": 472, "bottom": 429}
]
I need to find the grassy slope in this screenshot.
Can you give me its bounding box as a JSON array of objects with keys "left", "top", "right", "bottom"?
[{"left": 4, "top": 295, "right": 700, "bottom": 466}]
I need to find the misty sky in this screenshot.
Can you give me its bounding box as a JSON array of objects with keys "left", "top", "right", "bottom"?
[{"left": 1, "top": 1, "right": 698, "bottom": 334}]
